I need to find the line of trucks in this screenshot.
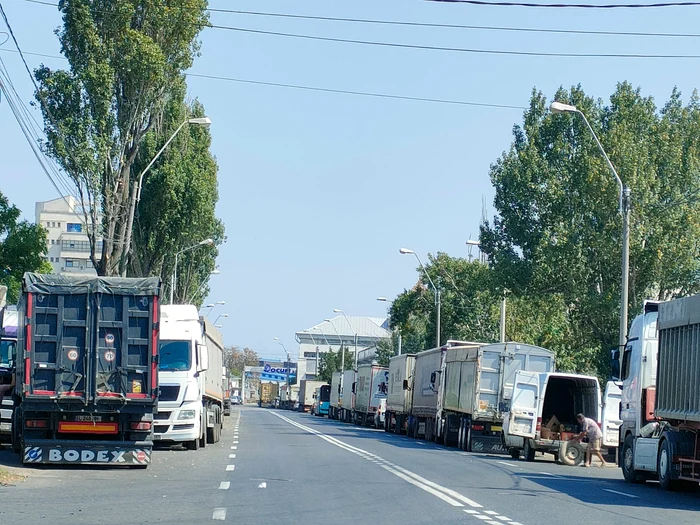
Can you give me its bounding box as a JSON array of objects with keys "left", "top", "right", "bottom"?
[{"left": 0, "top": 273, "right": 229, "bottom": 467}]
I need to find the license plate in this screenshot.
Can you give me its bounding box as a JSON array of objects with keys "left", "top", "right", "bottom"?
[
  {"left": 0, "top": 422, "right": 11, "bottom": 431},
  {"left": 75, "top": 415, "right": 102, "bottom": 422},
  {"left": 491, "top": 426, "right": 502, "bottom": 432}
]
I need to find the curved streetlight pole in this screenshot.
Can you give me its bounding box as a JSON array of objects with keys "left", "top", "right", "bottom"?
[
  {"left": 273, "top": 337, "right": 291, "bottom": 405},
  {"left": 400, "top": 248, "right": 441, "bottom": 347},
  {"left": 171, "top": 238, "right": 214, "bottom": 304},
  {"left": 190, "top": 268, "right": 220, "bottom": 304},
  {"left": 377, "top": 297, "right": 401, "bottom": 355},
  {"left": 302, "top": 329, "right": 320, "bottom": 378},
  {"left": 214, "top": 313, "right": 229, "bottom": 325},
  {"left": 333, "top": 309, "right": 358, "bottom": 370},
  {"left": 551, "top": 101, "right": 630, "bottom": 350}
]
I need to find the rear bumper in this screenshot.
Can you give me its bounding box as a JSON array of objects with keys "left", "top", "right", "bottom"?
[{"left": 22, "top": 439, "right": 152, "bottom": 465}]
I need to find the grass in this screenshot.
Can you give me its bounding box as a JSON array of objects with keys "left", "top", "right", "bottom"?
[{"left": 0, "top": 466, "right": 25, "bottom": 486}]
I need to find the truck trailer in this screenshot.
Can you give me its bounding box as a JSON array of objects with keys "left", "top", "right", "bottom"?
[
  {"left": 11, "top": 273, "right": 160, "bottom": 466},
  {"left": 385, "top": 354, "right": 416, "bottom": 434},
  {"left": 353, "top": 364, "right": 389, "bottom": 427},
  {"left": 298, "top": 380, "right": 326, "bottom": 412},
  {"left": 620, "top": 297, "right": 700, "bottom": 489},
  {"left": 154, "top": 305, "right": 225, "bottom": 450}
]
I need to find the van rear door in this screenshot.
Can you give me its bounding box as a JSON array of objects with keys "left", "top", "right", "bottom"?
[
  {"left": 504, "top": 370, "right": 540, "bottom": 439},
  {"left": 602, "top": 380, "right": 622, "bottom": 448}
]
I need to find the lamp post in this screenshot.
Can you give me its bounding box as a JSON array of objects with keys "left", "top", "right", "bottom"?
[
  {"left": 170, "top": 238, "right": 214, "bottom": 304},
  {"left": 325, "top": 317, "right": 345, "bottom": 399},
  {"left": 214, "top": 313, "right": 229, "bottom": 325},
  {"left": 273, "top": 337, "right": 291, "bottom": 407},
  {"left": 301, "top": 329, "right": 320, "bottom": 378},
  {"left": 400, "top": 248, "right": 441, "bottom": 347},
  {"left": 190, "top": 268, "right": 220, "bottom": 304},
  {"left": 333, "top": 309, "right": 358, "bottom": 370},
  {"left": 200, "top": 301, "right": 225, "bottom": 317},
  {"left": 550, "top": 101, "right": 630, "bottom": 350},
  {"left": 121, "top": 116, "right": 212, "bottom": 276},
  {"left": 377, "top": 297, "right": 401, "bottom": 355}
]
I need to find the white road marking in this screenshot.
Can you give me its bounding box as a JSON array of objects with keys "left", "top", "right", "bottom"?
[
  {"left": 475, "top": 515, "right": 492, "bottom": 520},
  {"left": 485, "top": 521, "right": 502, "bottom": 525},
  {"left": 212, "top": 508, "right": 227, "bottom": 520},
  {"left": 494, "top": 516, "right": 511, "bottom": 521},
  {"left": 270, "top": 412, "right": 484, "bottom": 509},
  {"left": 602, "top": 488, "right": 639, "bottom": 499},
  {"left": 464, "top": 510, "right": 480, "bottom": 514},
  {"left": 258, "top": 482, "right": 267, "bottom": 488},
  {"left": 497, "top": 461, "right": 518, "bottom": 468},
  {"left": 233, "top": 440, "right": 239, "bottom": 444},
  {"left": 226, "top": 465, "right": 235, "bottom": 471},
  {"left": 219, "top": 482, "right": 230, "bottom": 490},
  {"left": 538, "top": 471, "right": 556, "bottom": 476},
  {"left": 231, "top": 446, "right": 237, "bottom": 450},
  {"left": 484, "top": 511, "right": 498, "bottom": 515},
  {"left": 229, "top": 454, "right": 236, "bottom": 459}
]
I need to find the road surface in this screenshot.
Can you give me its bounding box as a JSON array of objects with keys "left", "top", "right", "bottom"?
[{"left": 1, "top": 406, "right": 699, "bottom": 524}]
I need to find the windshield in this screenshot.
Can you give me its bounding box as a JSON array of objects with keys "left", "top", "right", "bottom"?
[
  {"left": 158, "top": 340, "right": 192, "bottom": 372},
  {"left": 0, "top": 339, "right": 15, "bottom": 368}
]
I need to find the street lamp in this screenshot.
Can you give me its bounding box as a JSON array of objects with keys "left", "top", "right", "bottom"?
[
  {"left": 333, "top": 309, "right": 358, "bottom": 370},
  {"left": 377, "top": 297, "right": 402, "bottom": 355},
  {"left": 302, "top": 329, "right": 320, "bottom": 378},
  {"left": 550, "top": 101, "right": 630, "bottom": 350},
  {"left": 400, "top": 247, "right": 441, "bottom": 347},
  {"left": 170, "top": 238, "right": 214, "bottom": 304},
  {"left": 273, "top": 337, "right": 291, "bottom": 405},
  {"left": 121, "top": 116, "right": 212, "bottom": 275},
  {"left": 214, "top": 313, "right": 229, "bottom": 324},
  {"left": 189, "top": 268, "right": 220, "bottom": 304},
  {"left": 200, "top": 300, "right": 225, "bottom": 316}
]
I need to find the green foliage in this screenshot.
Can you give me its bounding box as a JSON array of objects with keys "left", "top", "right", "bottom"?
[
  {"left": 374, "top": 337, "right": 397, "bottom": 367},
  {"left": 317, "top": 345, "right": 354, "bottom": 383},
  {"left": 34, "top": 0, "right": 209, "bottom": 275},
  {"left": 224, "top": 346, "right": 260, "bottom": 379},
  {"left": 480, "top": 83, "right": 700, "bottom": 374},
  {"left": 0, "top": 192, "right": 50, "bottom": 303},
  {"left": 129, "top": 83, "right": 224, "bottom": 303}
]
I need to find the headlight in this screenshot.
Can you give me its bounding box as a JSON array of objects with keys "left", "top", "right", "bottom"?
[
  {"left": 179, "top": 410, "right": 196, "bottom": 420},
  {"left": 183, "top": 382, "right": 200, "bottom": 402}
]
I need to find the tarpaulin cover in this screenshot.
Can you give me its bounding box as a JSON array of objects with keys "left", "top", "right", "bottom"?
[{"left": 23, "top": 272, "right": 161, "bottom": 296}]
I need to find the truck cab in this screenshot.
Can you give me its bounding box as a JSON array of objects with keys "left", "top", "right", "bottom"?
[{"left": 0, "top": 306, "right": 17, "bottom": 442}]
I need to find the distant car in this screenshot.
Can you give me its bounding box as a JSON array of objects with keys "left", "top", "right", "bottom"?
[
  {"left": 230, "top": 395, "right": 242, "bottom": 405},
  {"left": 223, "top": 398, "right": 231, "bottom": 416}
]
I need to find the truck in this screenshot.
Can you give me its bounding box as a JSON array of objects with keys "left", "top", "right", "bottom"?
[
  {"left": 435, "top": 341, "right": 555, "bottom": 453},
  {"left": 11, "top": 273, "right": 160, "bottom": 466},
  {"left": 503, "top": 371, "right": 600, "bottom": 465},
  {"left": 329, "top": 371, "right": 342, "bottom": 419},
  {"left": 154, "top": 305, "right": 224, "bottom": 450},
  {"left": 260, "top": 382, "right": 279, "bottom": 406},
  {"left": 313, "top": 384, "right": 330, "bottom": 417},
  {"left": 329, "top": 370, "right": 355, "bottom": 422},
  {"left": 410, "top": 346, "right": 444, "bottom": 441},
  {"left": 0, "top": 305, "right": 17, "bottom": 442},
  {"left": 298, "top": 379, "right": 326, "bottom": 412},
  {"left": 280, "top": 387, "right": 296, "bottom": 410},
  {"left": 619, "top": 296, "right": 700, "bottom": 489},
  {"left": 384, "top": 354, "right": 416, "bottom": 434},
  {"left": 353, "top": 364, "right": 389, "bottom": 427}
]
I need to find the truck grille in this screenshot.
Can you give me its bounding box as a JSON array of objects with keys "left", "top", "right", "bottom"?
[
  {"left": 155, "top": 411, "right": 171, "bottom": 421},
  {"left": 154, "top": 425, "right": 169, "bottom": 434},
  {"left": 159, "top": 386, "right": 180, "bottom": 402},
  {"left": 173, "top": 424, "right": 195, "bottom": 431}
]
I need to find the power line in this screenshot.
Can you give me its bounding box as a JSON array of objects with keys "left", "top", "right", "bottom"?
[
  {"left": 20, "top": 0, "right": 700, "bottom": 40},
  {"left": 428, "top": 0, "right": 700, "bottom": 7},
  {"left": 210, "top": 24, "right": 700, "bottom": 59}
]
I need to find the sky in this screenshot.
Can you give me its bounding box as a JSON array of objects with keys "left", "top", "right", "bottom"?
[{"left": 1, "top": 0, "right": 700, "bottom": 361}]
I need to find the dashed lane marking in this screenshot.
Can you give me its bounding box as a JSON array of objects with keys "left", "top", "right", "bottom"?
[
  {"left": 231, "top": 446, "right": 237, "bottom": 449},
  {"left": 497, "top": 461, "right": 518, "bottom": 468},
  {"left": 219, "top": 482, "right": 230, "bottom": 490},
  {"left": 226, "top": 465, "right": 235, "bottom": 471},
  {"left": 602, "top": 488, "right": 639, "bottom": 499},
  {"left": 229, "top": 454, "right": 236, "bottom": 459},
  {"left": 212, "top": 508, "right": 227, "bottom": 520},
  {"left": 258, "top": 482, "right": 267, "bottom": 488}
]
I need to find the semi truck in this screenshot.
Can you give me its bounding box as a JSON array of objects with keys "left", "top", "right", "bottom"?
[
  {"left": 329, "top": 369, "right": 355, "bottom": 422},
  {"left": 154, "top": 305, "right": 224, "bottom": 450},
  {"left": 435, "top": 341, "right": 555, "bottom": 452},
  {"left": 313, "top": 384, "right": 330, "bottom": 417},
  {"left": 260, "top": 382, "right": 280, "bottom": 406},
  {"left": 11, "top": 273, "right": 160, "bottom": 466},
  {"left": 0, "top": 305, "right": 17, "bottom": 442},
  {"left": 353, "top": 364, "right": 389, "bottom": 427},
  {"left": 619, "top": 297, "right": 700, "bottom": 489},
  {"left": 329, "top": 371, "right": 342, "bottom": 419},
  {"left": 298, "top": 379, "right": 326, "bottom": 412},
  {"left": 384, "top": 354, "right": 416, "bottom": 434}
]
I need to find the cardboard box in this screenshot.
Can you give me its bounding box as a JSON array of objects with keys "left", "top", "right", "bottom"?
[
  {"left": 544, "top": 415, "right": 560, "bottom": 430},
  {"left": 541, "top": 427, "right": 552, "bottom": 439}
]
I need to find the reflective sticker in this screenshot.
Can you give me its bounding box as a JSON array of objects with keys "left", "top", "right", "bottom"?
[
  {"left": 67, "top": 349, "right": 79, "bottom": 361},
  {"left": 105, "top": 333, "right": 115, "bottom": 346},
  {"left": 104, "top": 350, "right": 116, "bottom": 362}
]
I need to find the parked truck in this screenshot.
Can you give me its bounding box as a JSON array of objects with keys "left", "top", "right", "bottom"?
[
  {"left": 10, "top": 273, "right": 159, "bottom": 466},
  {"left": 298, "top": 379, "right": 326, "bottom": 412},
  {"left": 0, "top": 305, "right": 17, "bottom": 442},
  {"left": 260, "top": 382, "right": 280, "bottom": 406},
  {"left": 353, "top": 364, "right": 389, "bottom": 427},
  {"left": 385, "top": 354, "right": 416, "bottom": 434},
  {"left": 410, "top": 346, "right": 445, "bottom": 441},
  {"left": 329, "top": 369, "right": 355, "bottom": 422},
  {"left": 619, "top": 297, "right": 700, "bottom": 489},
  {"left": 329, "top": 371, "right": 342, "bottom": 419},
  {"left": 435, "top": 341, "right": 555, "bottom": 452},
  {"left": 154, "top": 305, "right": 224, "bottom": 450},
  {"left": 313, "top": 384, "right": 330, "bottom": 417},
  {"left": 503, "top": 371, "right": 600, "bottom": 465}
]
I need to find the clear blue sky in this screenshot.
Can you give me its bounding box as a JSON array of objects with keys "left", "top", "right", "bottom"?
[{"left": 1, "top": 0, "right": 699, "bottom": 360}]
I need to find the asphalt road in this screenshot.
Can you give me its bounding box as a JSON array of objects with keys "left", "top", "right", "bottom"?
[{"left": 1, "top": 407, "right": 699, "bottom": 524}]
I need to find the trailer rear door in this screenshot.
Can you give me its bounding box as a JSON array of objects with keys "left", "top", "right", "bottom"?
[{"left": 504, "top": 370, "right": 540, "bottom": 439}]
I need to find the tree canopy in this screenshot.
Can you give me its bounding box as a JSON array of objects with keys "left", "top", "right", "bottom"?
[{"left": 317, "top": 345, "right": 354, "bottom": 383}]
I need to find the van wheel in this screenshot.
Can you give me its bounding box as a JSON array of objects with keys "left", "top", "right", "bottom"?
[
  {"left": 658, "top": 438, "right": 678, "bottom": 491},
  {"left": 621, "top": 434, "right": 644, "bottom": 483},
  {"left": 523, "top": 439, "right": 536, "bottom": 462},
  {"left": 559, "top": 441, "right": 584, "bottom": 466}
]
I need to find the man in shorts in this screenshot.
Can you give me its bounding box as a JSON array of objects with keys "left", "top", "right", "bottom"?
[{"left": 576, "top": 413, "right": 607, "bottom": 468}]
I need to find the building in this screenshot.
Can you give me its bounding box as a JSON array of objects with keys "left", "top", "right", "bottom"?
[
  {"left": 35, "top": 196, "right": 101, "bottom": 275},
  {"left": 294, "top": 316, "right": 391, "bottom": 380}
]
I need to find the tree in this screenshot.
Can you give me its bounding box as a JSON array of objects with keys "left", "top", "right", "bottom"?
[
  {"left": 480, "top": 83, "right": 700, "bottom": 373},
  {"left": 224, "top": 346, "right": 260, "bottom": 378},
  {"left": 129, "top": 83, "right": 224, "bottom": 302},
  {"left": 0, "top": 192, "right": 51, "bottom": 303},
  {"left": 34, "top": 0, "right": 209, "bottom": 276},
  {"left": 317, "top": 345, "right": 353, "bottom": 383},
  {"left": 375, "top": 337, "right": 398, "bottom": 367}
]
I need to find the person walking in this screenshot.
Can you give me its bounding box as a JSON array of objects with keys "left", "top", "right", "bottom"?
[{"left": 576, "top": 413, "right": 607, "bottom": 468}]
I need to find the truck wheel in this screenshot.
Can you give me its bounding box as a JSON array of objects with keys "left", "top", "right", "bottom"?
[
  {"left": 509, "top": 448, "right": 521, "bottom": 460},
  {"left": 621, "top": 434, "right": 644, "bottom": 484},
  {"left": 523, "top": 439, "right": 536, "bottom": 462},
  {"left": 559, "top": 441, "right": 584, "bottom": 466},
  {"left": 199, "top": 412, "right": 207, "bottom": 448},
  {"left": 186, "top": 438, "right": 200, "bottom": 451},
  {"left": 658, "top": 438, "right": 678, "bottom": 491}
]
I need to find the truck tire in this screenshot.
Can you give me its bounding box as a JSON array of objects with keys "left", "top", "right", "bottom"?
[
  {"left": 658, "top": 438, "right": 678, "bottom": 491},
  {"left": 186, "top": 438, "right": 200, "bottom": 451},
  {"left": 559, "top": 441, "right": 584, "bottom": 466},
  {"left": 621, "top": 434, "right": 644, "bottom": 484},
  {"left": 199, "top": 412, "right": 207, "bottom": 448},
  {"left": 523, "top": 439, "right": 536, "bottom": 462}
]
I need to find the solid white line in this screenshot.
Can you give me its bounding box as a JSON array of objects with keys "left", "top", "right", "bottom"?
[
  {"left": 212, "top": 508, "right": 227, "bottom": 520},
  {"left": 219, "top": 482, "right": 230, "bottom": 490},
  {"left": 497, "top": 461, "right": 518, "bottom": 468},
  {"left": 538, "top": 471, "right": 556, "bottom": 476},
  {"left": 602, "top": 488, "right": 639, "bottom": 499},
  {"left": 229, "top": 454, "right": 236, "bottom": 459},
  {"left": 226, "top": 465, "right": 235, "bottom": 471},
  {"left": 379, "top": 464, "right": 463, "bottom": 507}
]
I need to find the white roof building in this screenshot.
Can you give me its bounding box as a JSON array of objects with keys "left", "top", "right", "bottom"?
[{"left": 294, "top": 316, "right": 391, "bottom": 379}]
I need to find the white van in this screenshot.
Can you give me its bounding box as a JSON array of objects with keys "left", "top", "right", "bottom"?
[
  {"left": 503, "top": 372, "right": 601, "bottom": 465},
  {"left": 601, "top": 380, "right": 622, "bottom": 455}
]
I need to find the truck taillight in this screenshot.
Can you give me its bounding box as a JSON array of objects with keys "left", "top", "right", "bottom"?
[
  {"left": 26, "top": 419, "right": 48, "bottom": 428},
  {"left": 472, "top": 424, "right": 485, "bottom": 431},
  {"left": 131, "top": 422, "right": 152, "bottom": 431},
  {"left": 536, "top": 417, "right": 542, "bottom": 431}
]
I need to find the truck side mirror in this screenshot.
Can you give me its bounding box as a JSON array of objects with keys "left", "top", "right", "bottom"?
[
  {"left": 197, "top": 343, "right": 209, "bottom": 372},
  {"left": 352, "top": 382, "right": 356, "bottom": 394},
  {"left": 402, "top": 379, "right": 409, "bottom": 390},
  {"left": 430, "top": 372, "right": 436, "bottom": 384},
  {"left": 609, "top": 348, "right": 620, "bottom": 381}
]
